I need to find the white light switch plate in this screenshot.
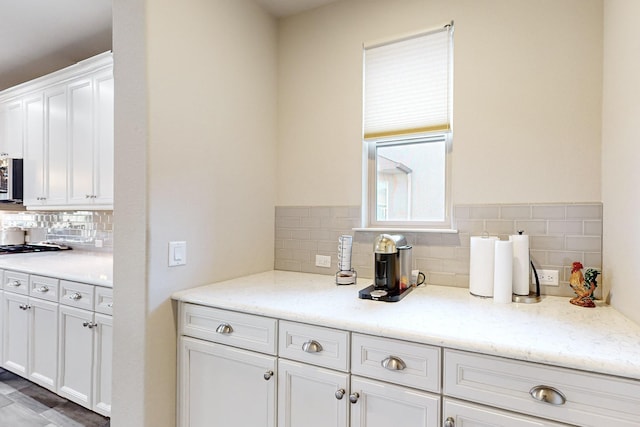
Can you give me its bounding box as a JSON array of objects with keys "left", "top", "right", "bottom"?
[{"left": 169, "top": 241, "right": 187, "bottom": 267}]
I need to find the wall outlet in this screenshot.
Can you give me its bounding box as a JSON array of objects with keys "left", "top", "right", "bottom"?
[
  {"left": 535, "top": 269, "right": 559, "bottom": 286},
  {"left": 315, "top": 254, "right": 331, "bottom": 268}
]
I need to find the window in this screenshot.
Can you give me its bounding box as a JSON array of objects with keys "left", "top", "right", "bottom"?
[{"left": 362, "top": 23, "right": 454, "bottom": 229}]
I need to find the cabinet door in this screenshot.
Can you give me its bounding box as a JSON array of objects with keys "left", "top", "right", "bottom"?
[
  {"left": 2, "top": 99, "right": 24, "bottom": 158},
  {"left": 278, "top": 359, "right": 349, "bottom": 427},
  {"left": 44, "top": 85, "right": 68, "bottom": 206},
  {"left": 58, "top": 305, "right": 94, "bottom": 407},
  {"left": 92, "top": 313, "right": 112, "bottom": 416},
  {"left": 443, "top": 398, "right": 568, "bottom": 427},
  {"left": 350, "top": 376, "right": 440, "bottom": 427},
  {"left": 93, "top": 70, "right": 113, "bottom": 205},
  {"left": 178, "top": 336, "right": 276, "bottom": 427},
  {"left": 28, "top": 297, "right": 58, "bottom": 391},
  {"left": 23, "top": 93, "right": 45, "bottom": 205},
  {"left": 67, "top": 78, "right": 94, "bottom": 205},
  {"left": 2, "top": 292, "right": 29, "bottom": 376}
]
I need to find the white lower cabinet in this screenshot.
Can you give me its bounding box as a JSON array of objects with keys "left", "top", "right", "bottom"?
[
  {"left": 443, "top": 398, "right": 568, "bottom": 427},
  {"left": 350, "top": 376, "right": 440, "bottom": 427},
  {"left": 179, "top": 336, "right": 277, "bottom": 427},
  {"left": 277, "top": 357, "right": 349, "bottom": 427},
  {"left": 2, "top": 275, "right": 58, "bottom": 392}
]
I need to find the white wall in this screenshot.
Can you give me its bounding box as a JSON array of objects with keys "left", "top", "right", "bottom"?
[
  {"left": 602, "top": 0, "right": 640, "bottom": 324},
  {"left": 276, "top": 0, "right": 603, "bottom": 206},
  {"left": 112, "top": 0, "right": 278, "bottom": 425}
]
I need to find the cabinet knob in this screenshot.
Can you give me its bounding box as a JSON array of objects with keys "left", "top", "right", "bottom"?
[
  {"left": 215, "top": 323, "right": 233, "bottom": 334},
  {"left": 19, "top": 304, "right": 31, "bottom": 310},
  {"left": 529, "top": 385, "right": 566, "bottom": 405},
  {"left": 263, "top": 370, "right": 274, "bottom": 381},
  {"left": 7, "top": 280, "right": 21, "bottom": 288},
  {"left": 82, "top": 321, "right": 97, "bottom": 329},
  {"left": 444, "top": 416, "right": 455, "bottom": 427},
  {"left": 302, "top": 340, "right": 323, "bottom": 353},
  {"left": 335, "top": 388, "right": 346, "bottom": 400},
  {"left": 381, "top": 356, "right": 406, "bottom": 371},
  {"left": 68, "top": 292, "right": 82, "bottom": 301},
  {"left": 349, "top": 392, "right": 359, "bottom": 404},
  {"left": 34, "top": 285, "right": 49, "bottom": 293}
]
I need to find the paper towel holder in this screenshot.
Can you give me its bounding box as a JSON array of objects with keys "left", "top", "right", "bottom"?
[{"left": 512, "top": 260, "right": 542, "bottom": 303}]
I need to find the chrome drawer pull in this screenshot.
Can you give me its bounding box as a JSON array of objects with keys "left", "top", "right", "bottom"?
[
  {"left": 216, "top": 323, "right": 233, "bottom": 334},
  {"left": 83, "top": 321, "right": 97, "bottom": 329},
  {"left": 34, "top": 285, "right": 49, "bottom": 293},
  {"left": 444, "top": 416, "right": 455, "bottom": 427},
  {"left": 7, "top": 280, "right": 21, "bottom": 287},
  {"left": 335, "top": 388, "right": 346, "bottom": 400},
  {"left": 349, "top": 392, "right": 359, "bottom": 404},
  {"left": 381, "top": 356, "right": 406, "bottom": 371},
  {"left": 529, "top": 385, "right": 566, "bottom": 405},
  {"left": 19, "top": 304, "right": 31, "bottom": 310},
  {"left": 68, "top": 292, "right": 82, "bottom": 301},
  {"left": 302, "top": 340, "right": 323, "bottom": 353},
  {"left": 263, "top": 370, "right": 274, "bottom": 381}
]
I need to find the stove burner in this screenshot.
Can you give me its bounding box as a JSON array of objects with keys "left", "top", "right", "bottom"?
[{"left": 0, "top": 243, "right": 72, "bottom": 255}]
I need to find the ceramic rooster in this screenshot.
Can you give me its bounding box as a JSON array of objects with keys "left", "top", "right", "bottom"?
[{"left": 568, "top": 261, "right": 599, "bottom": 308}]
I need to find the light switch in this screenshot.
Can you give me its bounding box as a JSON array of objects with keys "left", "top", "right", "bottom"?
[{"left": 169, "top": 241, "right": 187, "bottom": 267}]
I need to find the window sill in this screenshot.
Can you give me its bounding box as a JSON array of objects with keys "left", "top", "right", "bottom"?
[{"left": 353, "top": 227, "right": 458, "bottom": 234}]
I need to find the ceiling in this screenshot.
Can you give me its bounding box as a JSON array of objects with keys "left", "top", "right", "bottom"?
[{"left": 0, "top": 0, "right": 338, "bottom": 92}]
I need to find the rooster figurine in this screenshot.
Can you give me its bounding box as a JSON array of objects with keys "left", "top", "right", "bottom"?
[{"left": 568, "top": 261, "right": 599, "bottom": 308}]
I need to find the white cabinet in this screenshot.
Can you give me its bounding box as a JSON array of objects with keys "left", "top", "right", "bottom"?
[
  {"left": 57, "top": 280, "right": 112, "bottom": 417},
  {"left": 350, "top": 376, "right": 440, "bottom": 427},
  {"left": 68, "top": 69, "right": 113, "bottom": 207},
  {"left": 23, "top": 85, "right": 68, "bottom": 206},
  {"left": 179, "top": 336, "right": 277, "bottom": 427},
  {"left": 443, "top": 349, "right": 640, "bottom": 427},
  {"left": 178, "top": 305, "right": 278, "bottom": 427},
  {"left": 0, "top": 99, "right": 24, "bottom": 157},
  {"left": 443, "top": 399, "right": 568, "bottom": 427},
  {"left": 1, "top": 273, "right": 59, "bottom": 392}
]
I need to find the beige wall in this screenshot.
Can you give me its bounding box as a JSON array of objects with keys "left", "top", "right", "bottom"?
[
  {"left": 602, "top": 0, "right": 640, "bottom": 324},
  {"left": 112, "top": 0, "right": 277, "bottom": 425},
  {"left": 277, "top": 0, "right": 603, "bottom": 206}
]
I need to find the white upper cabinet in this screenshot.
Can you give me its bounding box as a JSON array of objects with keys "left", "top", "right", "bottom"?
[{"left": 0, "top": 51, "right": 113, "bottom": 210}]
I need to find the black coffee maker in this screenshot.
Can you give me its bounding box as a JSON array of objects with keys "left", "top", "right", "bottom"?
[{"left": 359, "top": 234, "right": 414, "bottom": 302}]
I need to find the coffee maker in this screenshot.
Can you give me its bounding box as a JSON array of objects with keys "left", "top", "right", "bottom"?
[{"left": 359, "top": 234, "right": 415, "bottom": 302}]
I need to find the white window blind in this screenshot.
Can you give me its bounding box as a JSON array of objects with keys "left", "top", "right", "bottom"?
[{"left": 363, "top": 24, "right": 453, "bottom": 140}]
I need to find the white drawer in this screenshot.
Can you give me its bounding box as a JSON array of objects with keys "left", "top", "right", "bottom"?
[
  {"left": 444, "top": 349, "right": 640, "bottom": 427},
  {"left": 3, "top": 271, "right": 29, "bottom": 295},
  {"left": 59, "top": 280, "right": 94, "bottom": 310},
  {"left": 94, "top": 286, "right": 113, "bottom": 315},
  {"left": 278, "top": 320, "right": 350, "bottom": 372},
  {"left": 29, "top": 275, "right": 59, "bottom": 302},
  {"left": 180, "top": 303, "right": 277, "bottom": 355},
  {"left": 351, "top": 333, "right": 441, "bottom": 393}
]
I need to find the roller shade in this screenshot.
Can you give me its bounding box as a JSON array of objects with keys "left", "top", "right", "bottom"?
[{"left": 363, "top": 24, "right": 453, "bottom": 140}]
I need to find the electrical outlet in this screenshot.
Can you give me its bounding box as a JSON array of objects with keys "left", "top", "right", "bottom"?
[
  {"left": 534, "top": 269, "right": 559, "bottom": 286},
  {"left": 315, "top": 254, "right": 331, "bottom": 268}
]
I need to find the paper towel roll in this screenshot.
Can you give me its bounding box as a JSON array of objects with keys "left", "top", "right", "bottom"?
[
  {"left": 493, "top": 240, "right": 513, "bottom": 303},
  {"left": 510, "top": 233, "right": 530, "bottom": 296},
  {"left": 469, "top": 236, "right": 498, "bottom": 297}
]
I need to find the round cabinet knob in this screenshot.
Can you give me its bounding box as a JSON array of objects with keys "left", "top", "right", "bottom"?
[
  {"left": 34, "top": 286, "right": 49, "bottom": 293},
  {"left": 263, "top": 370, "right": 274, "bottom": 381},
  {"left": 69, "top": 292, "right": 82, "bottom": 301},
  {"left": 335, "top": 388, "right": 346, "bottom": 400},
  {"left": 7, "top": 280, "right": 21, "bottom": 287},
  {"left": 215, "top": 323, "right": 233, "bottom": 334},
  {"left": 444, "top": 416, "right": 455, "bottom": 427},
  {"left": 529, "top": 385, "right": 566, "bottom": 405},
  {"left": 302, "top": 340, "right": 323, "bottom": 353},
  {"left": 381, "top": 356, "right": 406, "bottom": 371},
  {"left": 349, "top": 392, "right": 360, "bottom": 404}
]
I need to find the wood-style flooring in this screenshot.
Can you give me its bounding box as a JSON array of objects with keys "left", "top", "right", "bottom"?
[{"left": 0, "top": 368, "right": 109, "bottom": 427}]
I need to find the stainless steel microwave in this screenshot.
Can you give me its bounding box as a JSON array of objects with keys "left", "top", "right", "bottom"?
[{"left": 0, "top": 158, "right": 23, "bottom": 203}]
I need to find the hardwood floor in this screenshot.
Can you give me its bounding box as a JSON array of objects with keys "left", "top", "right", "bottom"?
[{"left": 0, "top": 368, "right": 109, "bottom": 427}]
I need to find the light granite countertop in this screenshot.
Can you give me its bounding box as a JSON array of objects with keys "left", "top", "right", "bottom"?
[
  {"left": 0, "top": 251, "right": 113, "bottom": 287},
  {"left": 173, "top": 270, "right": 640, "bottom": 381}
]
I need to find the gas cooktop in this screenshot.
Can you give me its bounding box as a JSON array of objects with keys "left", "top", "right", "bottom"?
[{"left": 0, "top": 243, "right": 72, "bottom": 255}]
